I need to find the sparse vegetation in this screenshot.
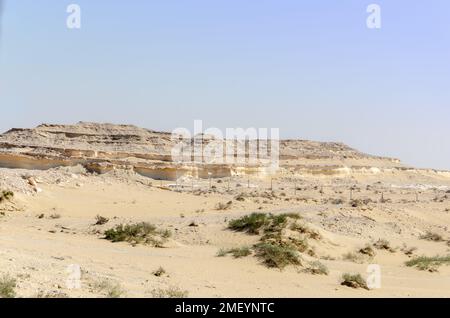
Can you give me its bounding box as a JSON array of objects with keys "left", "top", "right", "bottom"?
[
  {"left": 228, "top": 213, "right": 270, "bottom": 234},
  {"left": 36, "top": 290, "right": 69, "bottom": 298},
  {"left": 340, "top": 273, "right": 369, "bottom": 290},
  {"left": 304, "top": 261, "right": 329, "bottom": 275},
  {"left": 49, "top": 213, "right": 61, "bottom": 219},
  {"left": 227, "top": 212, "right": 315, "bottom": 269},
  {"left": 94, "top": 279, "right": 125, "bottom": 298},
  {"left": 401, "top": 245, "right": 417, "bottom": 256},
  {"left": 215, "top": 201, "right": 233, "bottom": 210},
  {"left": 420, "top": 231, "right": 444, "bottom": 242},
  {"left": 254, "top": 242, "right": 301, "bottom": 269},
  {"left": 0, "top": 190, "right": 14, "bottom": 203},
  {"left": 95, "top": 215, "right": 109, "bottom": 225},
  {"left": 373, "top": 239, "right": 396, "bottom": 252},
  {"left": 343, "top": 252, "right": 364, "bottom": 263},
  {"left": 153, "top": 266, "right": 167, "bottom": 277},
  {"left": 217, "top": 247, "right": 252, "bottom": 258},
  {"left": 104, "top": 222, "right": 171, "bottom": 247},
  {"left": 151, "top": 286, "right": 188, "bottom": 298},
  {"left": 0, "top": 275, "right": 16, "bottom": 298},
  {"left": 405, "top": 255, "right": 450, "bottom": 272}
]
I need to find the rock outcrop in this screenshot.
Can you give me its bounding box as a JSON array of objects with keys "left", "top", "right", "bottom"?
[{"left": 0, "top": 122, "right": 402, "bottom": 180}]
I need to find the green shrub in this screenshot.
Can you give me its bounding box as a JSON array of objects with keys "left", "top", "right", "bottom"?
[
  {"left": 228, "top": 213, "right": 270, "bottom": 234},
  {"left": 104, "top": 222, "right": 171, "bottom": 247},
  {"left": 254, "top": 242, "right": 301, "bottom": 269},
  {"left": 218, "top": 247, "right": 252, "bottom": 258},
  {"left": 405, "top": 255, "right": 450, "bottom": 271}
]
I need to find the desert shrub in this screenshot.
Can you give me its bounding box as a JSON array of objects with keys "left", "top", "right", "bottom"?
[
  {"left": 217, "top": 247, "right": 251, "bottom": 258},
  {"left": 342, "top": 252, "right": 363, "bottom": 263},
  {"left": 0, "top": 190, "right": 14, "bottom": 203},
  {"left": 290, "top": 222, "right": 321, "bottom": 240},
  {"left": 340, "top": 273, "right": 368, "bottom": 290},
  {"left": 373, "top": 239, "right": 396, "bottom": 252},
  {"left": 151, "top": 286, "right": 188, "bottom": 298},
  {"left": 228, "top": 213, "right": 270, "bottom": 234},
  {"left": 359, "top": 245, "right": 376, "bottom": 257},
  {"left": 228, "top": 247, "right": 252, "bottom": 258},
  {"left": 304, "top": 261, "right": 329, "bottom": 275},
  {"left": 36, "top": 290, "right": 69, "bottom": 298},
  {"left": 216, "top": 248, "right": 228, "bottom": 257},
  {"left": 104, "top": 222, "right": 171, "bottom": 247},
  {"left": 254, "top": 242, "right": 301, "bottom": 269},
  {"left": 153, "top": 266, "right": 167, "bottom": 277},
  {"left": 401, "top": 245, "right": 417, "bottom": 256},
  {"left": 0, "top": 275, "right": 16, "bottom": 298},
  {"left": 95, "top": 215, "right": 109, "bottom": 225},
  {"left": 405, "top": 255, "right": 450, "bottom": 271},
  {"left": 215, "top": 201, "right": 232, "bottom": 211},
  {"left": 420, "top": 231, "right": 444, "bottom": 242},
  {"left": 94, "top": 279, "right": 125, "bottom": 298}
]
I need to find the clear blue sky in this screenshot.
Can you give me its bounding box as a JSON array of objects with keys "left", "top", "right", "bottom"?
[{"left": 1, "top": 1, "right": 449, "bottom": 169}]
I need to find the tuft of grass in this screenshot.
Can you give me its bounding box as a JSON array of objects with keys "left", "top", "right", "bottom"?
[
  {"left": 401, "top": 245, "right": 417, "bottom": 256},
  {"left": 36, "top": 291, "right": 69, "bottom": 298},
  {"left": 340, "top": 273, "right": 369, "bottom": 290},
  {"left": 405, "top": 255, "right": 450, "bottom": 271},
  {"left": 49, "top": 213, "right": 61, "bottom": 219},
  {"left": 228, "top": 213, "right": 270, "bottom": 234},
  {"left": 153, "top": 266, "right": 167, "bottom": 277},
  {"left": 343, "top": 252, "right": 363, "bottom": 263},
  {"left": 151, "top": 286, "right": 188, "bottom": 298},
  {"left": 0, "top": 190, "right": 14, "bottom": 203},
  {"left": 304, "top": 261, "right": 329, "bottom": 275},
  {"left": 217, "top": 247, "right": 252, "bottom": 259},
  {"left": 215, "top": 201, "right": 233, "bottom": 211},
  {"left": 254, "top": 242, "right": 301, "bottom": 269},
  {"left": 216, "top": 248, "right": 228, "bottom": 257},
  {"left": 420, "top": 231, "right": 444, "bottom": 242},
  {"left": 104, "top": 222, "right": 171, "bottom": 247},
  {"left": 228, "top": 212, "right": 301, "bottom": 235},
  {"left": 94, "top": 279, "right": 125, "bottom": 298},
  {"left": 373, "top": 239, "right": 396, "bottom": 252},
  {"left": 95, "top": 215, "right": 109, "bottom": 225},
  {"left": 0, "top": 275, "right": 16, "bottom": 298}
]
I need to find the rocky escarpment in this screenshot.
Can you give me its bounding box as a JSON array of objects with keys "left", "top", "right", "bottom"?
[{"left": 0, "top": 122, "right": 402, "bottom": 180}]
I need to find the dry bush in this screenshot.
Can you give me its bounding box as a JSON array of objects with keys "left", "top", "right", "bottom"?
[{"left": 340, "top": 273, "right": 369, "bottom": 290}]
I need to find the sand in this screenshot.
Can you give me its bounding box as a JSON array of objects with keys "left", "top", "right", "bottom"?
[{"left": 1, "top": 166, "right": 450, "bottom": 298}]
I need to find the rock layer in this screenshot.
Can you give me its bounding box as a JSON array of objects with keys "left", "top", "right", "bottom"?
[{"left": 0, "top": 122, "right": 402, "bottom": 179}]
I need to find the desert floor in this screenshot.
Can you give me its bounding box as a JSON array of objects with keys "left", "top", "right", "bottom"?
[{"left": 1, "top": 166, "right": 450, "bottom": 298}]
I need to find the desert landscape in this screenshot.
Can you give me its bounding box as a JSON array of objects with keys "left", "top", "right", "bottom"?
[{"left": 0, "top": 122, "right": 449, "bottom": 298}]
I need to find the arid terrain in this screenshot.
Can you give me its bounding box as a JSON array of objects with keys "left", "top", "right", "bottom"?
[{"left": 1, "top": 123, "right": 450, "bottom": 298}]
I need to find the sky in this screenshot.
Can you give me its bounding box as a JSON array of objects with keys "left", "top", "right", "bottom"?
[{"left": 0, "top": 0, "right": 449, "bottom": 170}]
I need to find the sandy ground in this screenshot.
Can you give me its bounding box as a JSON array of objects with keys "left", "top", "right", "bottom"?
[{"left": 1, "top": 167, "right": 450, "bottom": 298}]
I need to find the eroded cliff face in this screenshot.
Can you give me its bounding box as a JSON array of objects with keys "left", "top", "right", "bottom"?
[{"left": 0, "top": 122, "right": 403, "bottom": 180}]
